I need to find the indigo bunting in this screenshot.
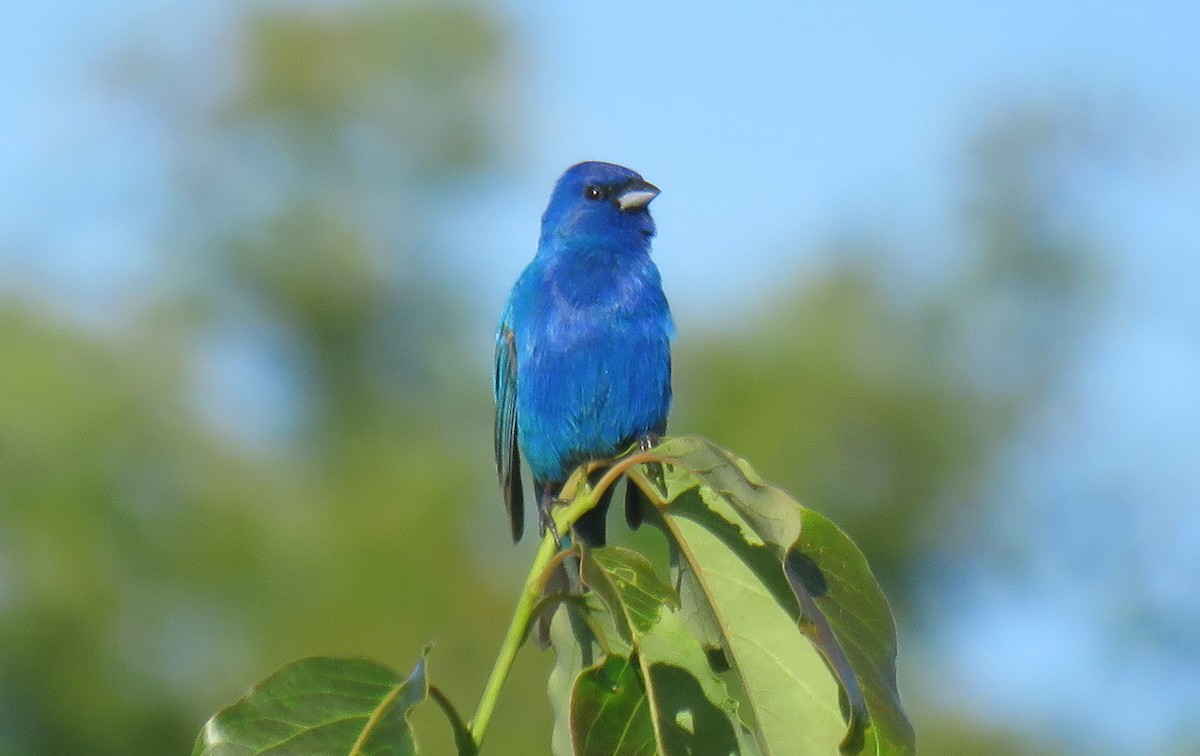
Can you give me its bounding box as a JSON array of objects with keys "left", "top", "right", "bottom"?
[{"left": 494, "top": 161, "right": 674, "bottom": 546}]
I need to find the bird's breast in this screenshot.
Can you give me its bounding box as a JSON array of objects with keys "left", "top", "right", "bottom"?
[{"left": 545, "top": 253, "right": 661, "bottom": 317}]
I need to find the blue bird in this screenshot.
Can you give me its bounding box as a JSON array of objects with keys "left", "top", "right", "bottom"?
[{"left": 495, "top": 161, "right": 674, "bottom": 546}]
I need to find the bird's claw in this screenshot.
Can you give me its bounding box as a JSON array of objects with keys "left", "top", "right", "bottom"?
[
  {"left": 537, "top": 499, "right": 564, "bottom": 548},
  {"left": 637, "top": 433, "right": 667, "bottom": 496}
]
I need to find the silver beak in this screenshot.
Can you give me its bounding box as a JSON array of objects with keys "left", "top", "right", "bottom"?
[{"left": 616, "top": 183, "right": 660, "bottom": 211}]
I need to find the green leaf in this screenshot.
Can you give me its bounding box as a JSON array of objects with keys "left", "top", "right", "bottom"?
[
  {"left": 672, "top": 548, "right": 726, "bottom": 658},
  {"left": 632, "top": 436, "right": 915, "bottom": 755},
  {"left": 648, "top": 437, "right": 803, "bottom": 550},
  {"left": 580, "top": 546, "right": 679, "bottom": 643},
  {"left": 429, "top": 685, "right": 478, "bottom": 756},
  {"left": 194, "top": 653, "right": 430, "bottom": 756},
  {"left": 636, "top": 610, "right": 760, "bottom": 755},
  {"left": 656, "top": 488, "right": 846, "bottom": 754},
  {"left": 579, "top": 546, "right": 757, "bottom": 755},
  {"left": 570, "top": 655, "right": 657, "bottom": 756},
  {"left": 791, "top": 508, "right": 917, "bottom": 755},
  {"left": 548, "top": 597, "right": 605, "bottom": 756}
]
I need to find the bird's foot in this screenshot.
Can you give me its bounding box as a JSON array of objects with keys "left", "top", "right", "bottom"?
[
  {"left": 638, "top": 433, "right": 661, "bottom": 453},
  {"left": 537, "top": 485, "right": 565, "bottom": 548},
  {"left": 637, "top": 433, "right": 667, "bottom": 497},
  {"left": 537, "top": 503, "right": 564, "bottom": 548}
]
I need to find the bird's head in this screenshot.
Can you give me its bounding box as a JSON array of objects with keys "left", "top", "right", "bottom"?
[{"left": 539, "top": 161, "right": 660, "bottom": 251}]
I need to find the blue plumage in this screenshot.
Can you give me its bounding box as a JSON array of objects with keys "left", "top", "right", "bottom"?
[{"left": 494, "top": 161, "right": 674, "bottom": 545}]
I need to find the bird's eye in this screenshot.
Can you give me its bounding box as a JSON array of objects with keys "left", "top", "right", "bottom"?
[{"left": 583, "top": 185, "right": 603, "bottom": 201}]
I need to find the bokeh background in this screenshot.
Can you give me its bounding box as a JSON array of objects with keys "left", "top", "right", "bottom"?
[{"left": 3, "top": 1, "right": 1199, "bottom": 754}]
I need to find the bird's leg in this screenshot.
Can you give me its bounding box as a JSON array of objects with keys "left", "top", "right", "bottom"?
[
  {"left": 625, "top": 433, "right": 664, "bottom": 531},
  {"left": 640, "top": 432, "right": 667, "bottom": 496},
  {"left": 537, "top": 483, "right": 564, "bottom": 548}
]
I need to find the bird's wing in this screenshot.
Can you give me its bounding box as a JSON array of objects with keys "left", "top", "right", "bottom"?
[{"left": 494, "top": 318, "right": 524, "bottom": 541}]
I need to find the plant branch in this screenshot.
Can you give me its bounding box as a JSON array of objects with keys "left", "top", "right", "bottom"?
[
  {"left": 469, "top": 470, "right": 628, "bottom": 749},
  {"left": 469, "top": 530, "right": 557, "bottom": 749}
]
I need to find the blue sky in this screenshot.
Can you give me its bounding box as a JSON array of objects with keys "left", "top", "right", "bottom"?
[
  {"left": 456, "top": 1, "right": 1200, "bottom": 325},
  {"left": 3, "top": 1, "right": 1199, "bottom": 751},
  {"left": 4, "top": 1, "right": 1199, "bottom": 327}
]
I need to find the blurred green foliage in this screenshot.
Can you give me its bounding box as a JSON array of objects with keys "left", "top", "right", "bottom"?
[
  {"left": 678, "top": 107, "right": 1104, "bottom": 602},
  {"left": 0, "top": 3, "right": 1115, "bottom": 755},
  {"left": 2, "top": 5, "right": 525, "bottom": 754}
]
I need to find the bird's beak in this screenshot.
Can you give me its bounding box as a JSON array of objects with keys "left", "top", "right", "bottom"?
[{"left": 616, "top": 181, "right": 660, "bottom": 211}]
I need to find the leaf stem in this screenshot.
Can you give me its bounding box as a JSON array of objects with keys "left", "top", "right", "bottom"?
[
  {"left": 468, "top": 528, "right": 558, "bottom": 748},
  {"left": 468, "top": 451, "right": 661, "bottom": 750},
  {"left": 469, "top": 489, "right": 594, "bottom": 746}
]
